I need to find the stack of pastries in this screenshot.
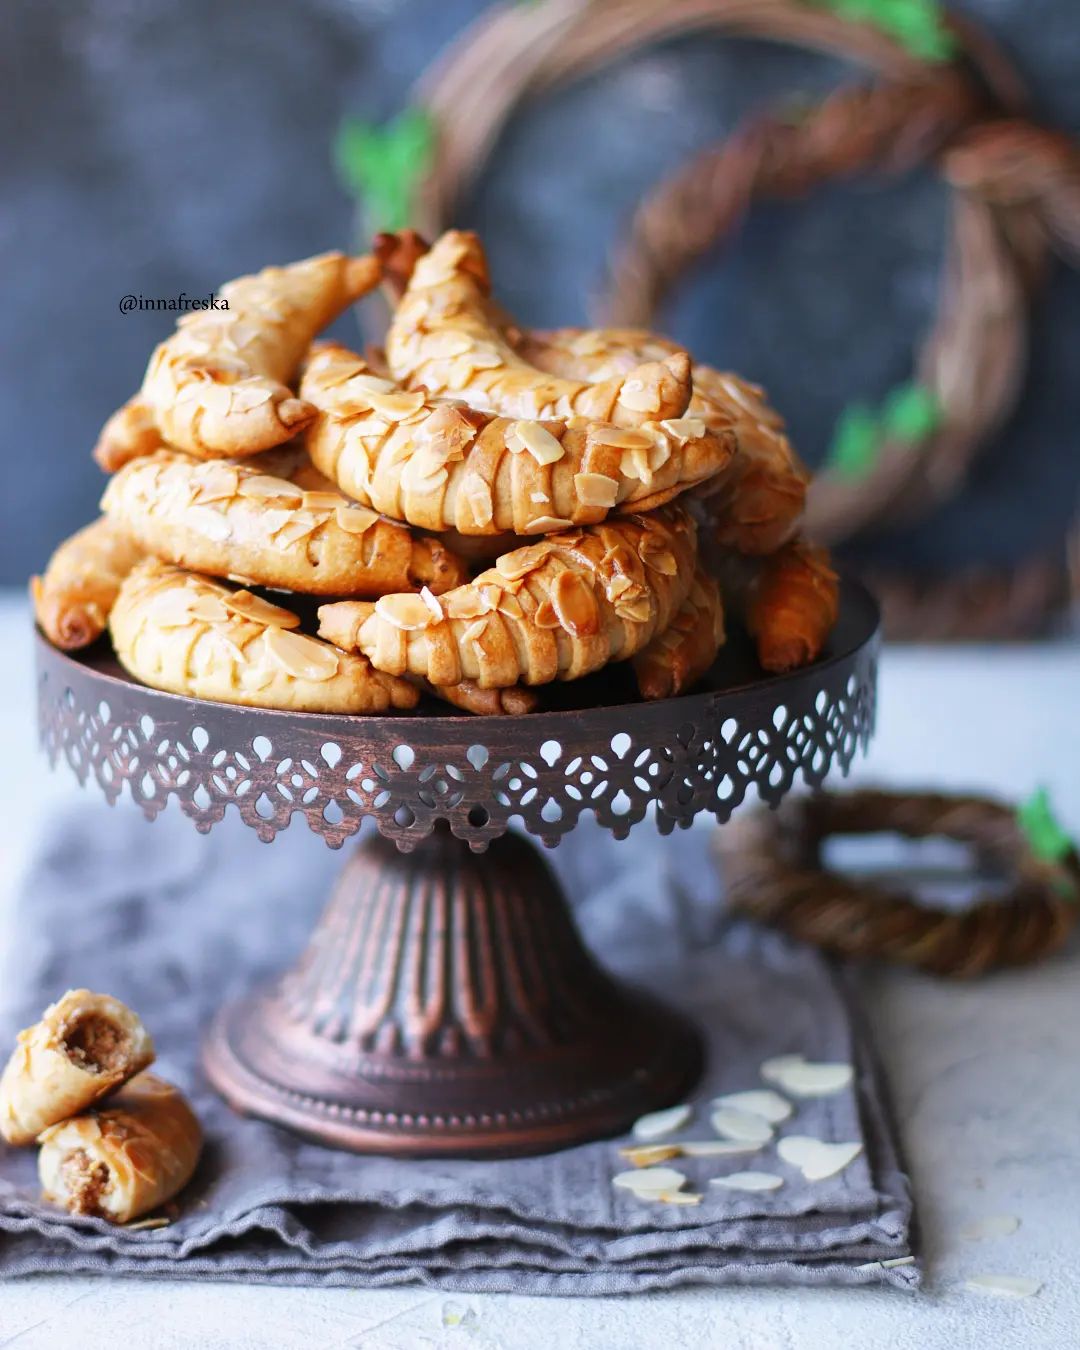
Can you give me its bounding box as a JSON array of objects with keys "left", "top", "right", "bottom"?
[{"left": 32, "top": 230, "right": 839, "bottom": 716}]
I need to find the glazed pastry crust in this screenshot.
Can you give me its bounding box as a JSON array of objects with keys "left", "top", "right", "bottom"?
[
  {"left": 38, "top": 1073, "right": 201, "bottom": 1224},
  {"left": 93, "top": 396, "right": 166, "bottom": 473},
  {"left": 521, "top": 327, "right": 809, "bottom": 554},
  {"left": 31, "top": 518, "right": 144, "bottom": 651},
  {"left": 318, "top": 506, "right": 697, "bottom": 689},
  {"left": 745, "top": 537, "right": 839, "bottom": 672},
  {"left": 384, "top": 231, "right": 693, "bottom": 426},
  {"left": 101, "top": 449, "right": 468, "bottom": 597},
  {"left": 302, "top": 343, "right": 732, "bottom": 536},
  {"left": 139, "top": 251, "right": 381, "bottom": 458},
  {"left": 0, "top": 990, "right": 154, "bottom": 1146},
  {"left": 420, "top": 679, "right": 539, "bottom": 716},
  {"left": 633, "top": 566, "right": 725, "bottom": 700},
  {"left": 110, "top": 559, "right": 418, "bottom": 713}
]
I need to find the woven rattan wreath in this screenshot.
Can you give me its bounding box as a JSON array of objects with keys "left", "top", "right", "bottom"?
[
  {"left": 713, "top": 790, "right": 1079, "bottom": 977},
  {"left": 411, "top": 0, "right": 1040, "bottom": 547}
]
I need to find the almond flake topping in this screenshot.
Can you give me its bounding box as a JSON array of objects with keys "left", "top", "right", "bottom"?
[
  {"left": 237, "top": 474, "right": 304, "bottom": 504},
  {"left": 617, "top": 377, "right": 661, "bottom": 414},
  {"left": 444, "top": 590, "right": 494, "bottom": 621},
  {"left": 223, "top": 590, "right": 300, "bottom": 628},
  {"left": 301, "top": 491, "right": 345, "bottom": 513},
  {"left": 461, "top": 618, "right": 489, "bottom": 645},
  {"left": 660, "top": 417, "right": 706, "bottom": 443},
  {"left": 574, "top": 472, "right": 619, "bottom": 509},
  {"left": 594, "top": 427, "right": 654, "bottom": 451},
  {"left": 335, "top": 504, "right": 379, "bottom": 535},
  {"left": 366, "top": 389, "right": 427, "bottom": 421},
  {"left": 264, "top": 627, "right": 340, "bottom": 681},
  {"left": 524, "top": 516, "right": 574, "bottom": 535},
  {"left": 550, "top": 571, "right": 600, "bottom": 637},
  {"left": 496, "top": 543, "right": 554, "bottom": 581},
  {"left": 187, "top": 506, "right": 232, "bottom": 542},
  {"left": 419, "top": 587, "right": 444, "bottom": 622},
  {"left": 509, "top": 420, "right": 565, "bottom": 466},
  {"left": 376, "top": 592, "right": 438, "bottom": 631}
]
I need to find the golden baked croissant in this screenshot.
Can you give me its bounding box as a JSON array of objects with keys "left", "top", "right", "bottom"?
[
  {"left": 111, "top": 559, "right": 418, "bottom": 713},
  {"left": 31, "top": 517, "right": 144, "bottom": 651},
  {"left": 743, "top": 537, "right": 840, "bottom": 672},
  {"left": 301, "top": 343, "right": 734, "bottom": 536},
  {"left": 632, "top": 566, "right": 725, "bottom": 700},
  {"left": 38, "top": 1073, "right": 201, "bottom": 1223},
  {"left": 520, "top": 327, "right": 809, "bottom": 555},
  {"left": 0, "top": 991, "right": 154, "bottom": 1146},
  {"left": 101, "top": 449, "right": 467, "bottom": 597},
  {"left": 318, "top": 506, "right": 697, "bottom": 689},
  {"left": 384, "top": 231, "right": 693, "bottom": 425},
  {"left": 93, "top": 396, "right": 166, "bottom": 473},
  {"left": 138, "top": 251, "right": 381, "bottom": 459}
]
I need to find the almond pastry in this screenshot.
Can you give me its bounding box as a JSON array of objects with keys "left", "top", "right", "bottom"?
[
  {"left": 520, "top": 326, "right": 809, "bottom": 553},
  {"left": 302, "top": 343, "right": 733, "bottom": 535},
  {"left": 633, "top": 566, "right": 726, "bottom": 700},
  {"left": 92, "top": 396, "right": 166, "bottom": 473},
  {"left": 317, "top": 506, "right": 697, "bottom": 689},
  {"left": 382, "top": 230, "right": 694, "bottom": 426},
  {"left": 110, "top": 559, "right": 418, "bottom": 713},
  {"left": 741, "top": 537, "right": 839, "bottom": 672},
  {"left": 101, "top": 449, "right": 468, "bottom": 597},
  {"left": 38, "top": 1072, "right": 201, "bottom": 1223},
  {"left": 134, "top": 251, "right": 382, "bottom": 459},
  {"left": 0, "top": 991, "right": 154, "bottom": 1146},
  {"left": 31, "top": 517, "right": 143, "bottom": 651}
]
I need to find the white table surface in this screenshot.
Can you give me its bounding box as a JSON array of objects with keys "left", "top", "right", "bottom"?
[{"left": 0, "top": 591, "right": 1077, "bottom": 1350}]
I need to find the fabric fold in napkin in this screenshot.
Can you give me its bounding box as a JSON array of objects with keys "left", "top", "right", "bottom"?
[{"left": 0, "top": 803, "right": 917, "bottom": 1292}]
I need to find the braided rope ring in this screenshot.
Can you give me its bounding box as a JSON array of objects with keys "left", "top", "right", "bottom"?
[{"left": 714, "top": 790, "right": 1079, "bottom": 978}]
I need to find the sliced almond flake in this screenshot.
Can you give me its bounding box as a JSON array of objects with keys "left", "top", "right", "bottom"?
[
  {"left": 186, "top": 594, "right": 230, "bottom": 624},
  {"left": 495, "top": 591, "right": 523, "bottom": 619},
  {"left": 191, "top": 381, "right": 235, "bottom": 418},
  {"left": 335, "top": 504, "right": 379, "bottom": 535},
  {"left": 623, "top": 446, "right": 654, "bottom": 484},
  {"left": 186, "top": 506, "right": 232, "bottom": 542},
  {"left": 617, "top": 377, "right": 661, "bottom": 414},
  {"left": 659, "top": 417, "right": 707, "bottom": 443},
  {"left": 376, "top": 593, "right": 438, "bottom": 631},
  {"left": 595, "top": 427, "right": 655, "bottom": 451},
  {"left": 533, "top": 600, "right": 560, "bottom": 630},
  {"left": 524, "top": 516, "right": 573, "bottom": 535},
  {"left": 680, "top": 1140, "right": 762, "bottom": 1158},
  {"left": 618, "top": 1144, "right": 683, "bottom": 1167},
  {"left": 467, "top": 344, "right": 504, "bottom": 370},
  {"left": 419, "top": 587, "right": 444, "bottom": 622},
  {"left": 414, "top": 332, "right": 472, "bottom": 360},
  {"left": 530, "top": 491, "right": 550, "bottom": 505},
  {"left": 776, "top": 1136, "right": 862, "bottom": 1181},
  {"left": 710, "top": 1171, "right": 784, "bottom": 1193},
  {"left": 960, "top": 1215, "right": 1021, "bottom": 1242},
  {"left": 606, "top": 574, "right": 634, "bottom": 601},
  {"left": 648, "top": 437, "right": 673, "bottom": 473},
  {"left": 550, "top": 570, "right": 599, "bottom": 637},
  {"left": 639, "top": 543, "right": 679, "bottom": 576},
  {"left": 192, "top": 464, "right": 241, "bottom": 502},
  {"left": 264, "top": 627, "right": 339, "bottom": 681},
  {"left": 615, "top": 597, "right": 652, "bottom": 625},
  {"left": 301, "top": 491, "right": 345, "bottom": 513},
  {"left": 223, "top": 591, "right": 300, "bottom": 628},
  {"left": 463, "top": 474, "right": 494, "bottom": 527},
  {"left": 496, "top": 544, "right": 553, "bottom": 581},
  {"left": 273, "top": 514, "right": 320, "bottom": 549},
  {"left": 964, "top": 1275, "right": 1041, "bottom": 1299},
  {"left": 711, "top": 1090, "right": 792, "bottom": 1124},
  {"left": 366, "top": 389, "right": 427, "bottom": 421},
  {"left": 228, "top": 382, "right": 275, "bottom": 414},
  {"left": 511, "top": 420, "right": 564, "bottom": 466},
  {"left": 631, "top": 1104, "right": 691, "bottom": 1142},
  {"left": 762, "top": 1056, "right": 853, "bottom": 1097},
  {"left": 711, "top": 1108, "right": 774, "bottom": 1145},
  {"left": 444, "top": 590, "right": 494, "bottom": 621},
  {"left": 237, "top": 474, "right": 304, "bottom": 503},
  {"left": 343, "top": 372, "right": 397, "bottom": 396},
  {"left": 655, "top": 1191, "right": 702, "bottom": 1206},
  {"left": 239, "top": 662, "right": 275, "bottom": 692},
  {"left": 574, "top": 472, "right": 619, "bottom": 509},
  {"left": 612, "top": 1167, "right": 686, "bottom": 1195}
]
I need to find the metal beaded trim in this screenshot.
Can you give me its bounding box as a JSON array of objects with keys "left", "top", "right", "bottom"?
[{"left": 35, "top": 596, "right": 878, "bottom": 853}]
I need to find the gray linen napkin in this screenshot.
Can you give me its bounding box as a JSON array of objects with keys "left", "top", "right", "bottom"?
[{"left": 0, "top": 802, "right": 916, "bottom": 1292}]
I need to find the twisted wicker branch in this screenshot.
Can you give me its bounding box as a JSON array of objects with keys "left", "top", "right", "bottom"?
[{"left": 715, "top": 790, "right": 1079, "bottom": 977}]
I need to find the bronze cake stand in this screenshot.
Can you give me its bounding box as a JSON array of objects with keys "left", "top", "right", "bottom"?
[{"left": 35, "top": 579, "right": 878, "bottom": 1157}]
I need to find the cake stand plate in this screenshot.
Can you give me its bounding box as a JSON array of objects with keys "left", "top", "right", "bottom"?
[{"left": 35, "top": 580, "right": 879, "bottom": 1156}]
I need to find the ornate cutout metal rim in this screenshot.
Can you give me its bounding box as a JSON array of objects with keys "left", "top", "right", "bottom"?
[{"left": 35, "top": 580, "right": 880, "bottom": 851}]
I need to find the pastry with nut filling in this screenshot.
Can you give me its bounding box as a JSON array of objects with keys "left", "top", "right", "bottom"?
[
  {"left": 31, "top": 518, "right": 144, "bottom": 651},
  {"left": 38, "top": 1073, "right": 201, "bottom": 1224},
  {"left": 632, "top": 566, "right": 725, "bottom": 700},
  {"left": 134, "top": 251, "right": 382, "bottom": 459},
  {"left": 302, "top": 343, "right": 733, "bottom": 536},
  {"left": 101, "top": 449, "right": 467, "bottom": 597},
  {"left": 0, "top": 991, "right": 154, "bottom": 1146},
  {"left": 110, "top": 559, "right": 418, "bottom": 713},
  {"left": 92, "top": 396, "right": 166, "bottom": 473},
  {"left": 383, "top": 230, "right": 693, "bottom": 426},
  {"left": 520, "top": 326, "right": 808, "bottom": 555},
  {"left": 740, "top": 536, "right": 839, "bottom": 672},
  {"left": 318, "top": 505, "right": 697, "bottom": 689}
]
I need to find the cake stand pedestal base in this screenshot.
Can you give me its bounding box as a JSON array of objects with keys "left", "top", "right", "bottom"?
[{"left": 202, "top": 827, "right": 704, "bottom": 1157}]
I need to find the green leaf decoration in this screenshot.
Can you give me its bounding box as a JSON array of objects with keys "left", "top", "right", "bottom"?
[
  {"left": 882, "top": 382, "right": 942, "bottom": 444},
  {"left": 808, "top": 0, "right": 955, "bottom": 62},
  {"left": 826, "top": 403, "right": 882, "bottom": 479},
  {"left": 1017, "top": 789, "right": 1075, "bottom": 864},
  {"left": 334, "top": 107, "right": 435, "bottom": 232}
]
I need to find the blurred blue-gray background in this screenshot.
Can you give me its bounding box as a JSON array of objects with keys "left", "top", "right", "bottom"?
[{"left": 2, "top": 0, "right": 1078, "bottom": 584}]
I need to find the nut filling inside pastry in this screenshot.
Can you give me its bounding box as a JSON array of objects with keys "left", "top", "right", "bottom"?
[
  {"left": 59, "top": 1012, "right": 132, "bottom": 1076},
  {"left": 59, "top": 1148, "right": 113, "bottom": 1217}
]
